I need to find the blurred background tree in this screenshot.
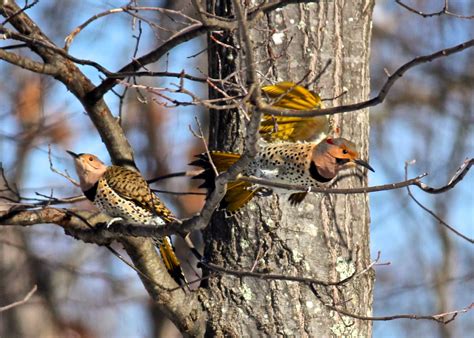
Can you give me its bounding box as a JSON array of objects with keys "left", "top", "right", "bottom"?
[{"left": 0, "top": 0, "right": 472, "bottom": 337}]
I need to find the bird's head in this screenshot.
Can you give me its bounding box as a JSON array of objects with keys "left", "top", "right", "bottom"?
[
  {"left": 67, "top": 151, "right": 107, "bottom": 191},
  {"left": 311, "top": 138, "right": 374, "bottom": 180}
]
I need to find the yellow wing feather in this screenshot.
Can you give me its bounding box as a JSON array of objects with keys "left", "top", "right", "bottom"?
[
  {"left": 224, "top": 180, "right": 260, "bottom": 212},
  {"left": 191, "top": 152, "right": 261, "bottom": 212},
  {"left": 260, "top": 82, "right": 329, "bottom": 142}
]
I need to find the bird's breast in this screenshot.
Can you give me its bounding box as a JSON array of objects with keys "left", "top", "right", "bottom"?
[{"left": 93, "top": 179, "right": 159, "bottom": 224}]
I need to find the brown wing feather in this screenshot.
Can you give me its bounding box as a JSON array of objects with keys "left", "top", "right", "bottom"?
[{"left": 104, "top": 166, "right": 175, "bottom": 222}]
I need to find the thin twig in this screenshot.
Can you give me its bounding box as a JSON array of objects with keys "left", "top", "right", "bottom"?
[
  {"left": 0, "top": 285, "right": 37, "bottom": 312},
  {"left": 48, "top": 145, "right": 79, "bottom": 186},
  {"left": 258, "top": 39, "right": 474, "bottom": 117},
  {"left": 416, "top": 158, "right": 473, "bottom": 194},
  {"left": 396, "top": 0, "right": 474, "bottom": 19},
  {"left": 239, "top": 173, "right": 428, "bottom": 194},
  {"left": 147, "top": 170, "right": 199, "bottom": 184},
  {"left": 1, "top": 0, "right": 39, "bottom": 25},
  {"left": 201, "top": 262, "right": 356, "bottom": 287},
  {"left": 189, "top": 116, "right": 218, "bottom": 177},
  {"left": 151, "top": 189, "right": 206, "bottom": 196},
  {"left": 312, "top": 284, "right": 473, "bottom": 324},
  {"left": 405, "top": 160, "right": 473, "bottom": 244},
  {"left": 64, "top": 5, "right": 200, "bottom": 50}
]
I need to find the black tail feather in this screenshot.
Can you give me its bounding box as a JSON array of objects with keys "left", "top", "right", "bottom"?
[{"left": 189, "top": 153, "right": 218, "bottom": 193}]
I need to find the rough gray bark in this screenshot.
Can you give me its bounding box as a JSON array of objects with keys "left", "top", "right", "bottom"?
[{"left": 203, "top": 1, "right": 375, "bottom": 336}]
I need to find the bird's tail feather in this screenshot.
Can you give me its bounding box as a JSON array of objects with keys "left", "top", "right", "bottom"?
[
  {"left": 158, "top": 236, "right": 187, "bottom": 286},
  {"left": 190, "top": 152, "right": 259, "bottom": 212}
]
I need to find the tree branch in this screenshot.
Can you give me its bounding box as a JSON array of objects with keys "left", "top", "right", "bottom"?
[
  {"left": 0, "top": 49, "right": 58, "bottom": 75},
  {"left": 239, "top": 173, "right": 428, "bottom": 194},
  {"left": 396, "top": 0, "right": 474, "bottom": 19},
  {"left": 257, "top": 39, "right": 474, "bottom": 117},
  {"left": 312, "top": 282, "right": 473, "bottom": 325},
  {"left": 405, "top": 160, "right": 474, "bottom": 244},
  {"left": 0, "top": 2, "right": 206, "bottom": 334},
  {"left": 88, "top": 24, "right": 209, "bottom": 102},
  {"left": 0, "top": 285, "right": 37, "bottom": 313}
]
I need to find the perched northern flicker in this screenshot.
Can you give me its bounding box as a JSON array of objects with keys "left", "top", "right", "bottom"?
[
  {"left": 260, "top": 81, "right": 329, "bottom": 143},
  {"left": 67, "top": 151, "right": 186, "bottom": 286},
  {"left": 191, "top": 138, "right": 374, "bottom": 212}
]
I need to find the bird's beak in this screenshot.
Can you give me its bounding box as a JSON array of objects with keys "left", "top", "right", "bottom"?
[
  {"left": 66, "top": 150, "right": 79, "bottom": 159},
  {"left": 354, "top": 159, "right": 374, "bottom": 172}
]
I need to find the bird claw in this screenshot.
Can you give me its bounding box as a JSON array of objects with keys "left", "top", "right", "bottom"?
[
  {"left": 256, "top": 187, "right": 273, "bottom": 197},
  {"left": 106, "top": 217, "right": 124, "bottom": 228}
]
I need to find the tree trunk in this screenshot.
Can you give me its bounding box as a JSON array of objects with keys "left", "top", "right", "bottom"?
[{"left": 203, "top": 1, "right": 375, "bottom": 336}]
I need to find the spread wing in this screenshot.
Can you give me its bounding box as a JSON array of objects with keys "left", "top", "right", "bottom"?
[{"left": 260, "top": 81, "right": 329, "bottom": 142}]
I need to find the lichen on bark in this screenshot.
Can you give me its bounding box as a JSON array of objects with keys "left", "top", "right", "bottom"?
[{"left": 203, "top": 0, "right": 375, "bottom": 336}]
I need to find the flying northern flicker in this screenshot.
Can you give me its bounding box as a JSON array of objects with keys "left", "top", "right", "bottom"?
[
  {"left": 67, "top": 151, "right": 186, "bottom": 286},
  {"left": 191, "top": 138, "right": 374, "bottom": 212},
  {"left": 260, "top": 81, "right": 329, "bottom": 143}
]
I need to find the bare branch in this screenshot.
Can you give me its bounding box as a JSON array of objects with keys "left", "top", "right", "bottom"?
[
  {"left": 1, "top": 0, "right": 39, "bottom": 25},
  {"left": 258, "top": 39, "right": 474, "bottom": 117},
  {"left": 405, "top": 161, "right": 474, "bottom": 244},
  {"left": 91, "top": 0, "right": 319, "bottom": 100},
  {"left": 0, "top": 25, "right": 114, "bottom": 75},
  {"left": 238, "top": 173, "right": 428, "bottom": 194},
  {"left": 396, "top": 0, "right": 474, "bottom": 19},
  {"left": 88, "top": 24, "right": 208, "bottom": 102},
  {"left": 313, "top": 285, "right": 473, "bottom": 325},
  {"left": 147, "top": 170, "right": 201, "bottom": 184},
  {"left": 64, "top": 5, "right": 200, "bottom": 50},
  {"left": 202, "top": 262, "right": 355, "bottom": 287},
  {"left": 0, "top": 285, "right": 37, "bottom": 313},
  {"left": 48, "top": 145, "right": 79, "bottom": 186},
  {"left": 416, "top": 158, "right": 473, "bottom": 194},
  {"left": 189, "top": 117, "right": 218, "bottom": 177},
  {"left": 0, "top": 49, "right": 58, "bottom": 75}
]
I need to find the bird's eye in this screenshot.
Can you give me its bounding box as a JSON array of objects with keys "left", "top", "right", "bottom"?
[
  {"left": 342, "top": 149, "right": 348, "bottom": 154},
  {"left": 88, "top": 156, "right": 93, "bottom": 161}
]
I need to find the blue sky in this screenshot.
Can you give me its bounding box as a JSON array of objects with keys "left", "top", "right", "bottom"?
[{"left": 0, "top": 1, "right": 472, "bottom": 337}]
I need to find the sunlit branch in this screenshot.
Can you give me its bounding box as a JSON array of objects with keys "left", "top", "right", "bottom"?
[
  {"left": 258, "top": 39, "right": 474, "bottom": 117},
  {"left": 64, "top": 6, "right": 200, "bottom": 50},
  {"left": 396, "top": 0, "right": 474, "bottom": 19},
  {"left": 0, "top": 49, "right": 58, "bottom": 75}
]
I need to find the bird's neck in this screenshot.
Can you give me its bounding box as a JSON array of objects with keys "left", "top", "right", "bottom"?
[
  {"left": 312, "top": 152, "right": 337, "bottom": 181},
  {"left": 78, "top": 167, "right": 107, "bottom": 193},
  {"left": 83, "top": 181, "right": 99, "bottom": 201}
]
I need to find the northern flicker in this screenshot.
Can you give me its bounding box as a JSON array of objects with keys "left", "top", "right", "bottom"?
[
  {"left": 191, "top": 138, "right": 374, "bottom": 212},
  {"left": 67, "top": 151, "right": 186, "bottom": 286},
  {"left": 260, "top": 81, "right": 329, "bottom": 143}
]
